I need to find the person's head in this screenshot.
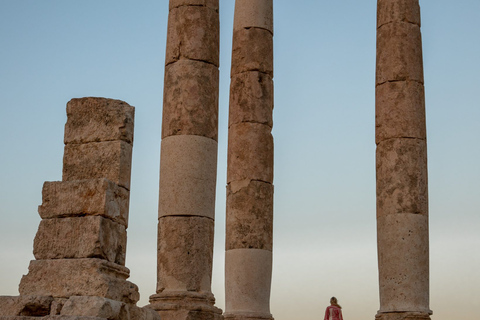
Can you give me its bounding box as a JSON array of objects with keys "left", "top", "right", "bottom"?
[{"left": 330, "top": 297, "right": 341, "bottom": 308}]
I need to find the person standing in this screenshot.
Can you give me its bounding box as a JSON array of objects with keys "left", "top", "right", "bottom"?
[{"left": 324, "top": 297, "right": 343, "bottom": 320}]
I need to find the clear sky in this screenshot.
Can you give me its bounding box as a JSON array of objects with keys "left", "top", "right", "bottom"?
[{"left": 0, "top": 1, "right": 479, "bottom": 320}]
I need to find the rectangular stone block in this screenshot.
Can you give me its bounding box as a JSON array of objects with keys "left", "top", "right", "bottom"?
[
  {"left": 229, "top": 71, "right": 273, "bottom": 128},
  {"left": 226, "top": 180, "right": 273, "bottom": 251},
  {"left": 19, "top": 258, "right": 139, "bottom": 304},
  {"left": 38, "top": 179, "right": 129, "bottom": 227},
  {"left": 156, "top": 216, "right": 214, "bottom": 293},
  {"left": 376, "top": 138, "right": 428, "bottom": 217},
  {"left": 159, "top": 135, "right": 217, "bottom": 219},
  {"left": 169, "top": 0, "right": 219, "bottom": 11},
  {"left": 64, "top": 97, "right": 134, "bottom": 145},
  {"left": 233, "top": 0, "right": 273, "bottom": 33},
  {"left": 377, "top": 214, "right": 430, "bottom": 313},
  {"left": 62, "top": 141, "right": 132, "bottom": 190},
  {"left": 376, "top": 22, "right": 424, "bottom": 84},
  {"left": 60, "top": 296, "right": 122, "bottom": 318},
  {"left": 33, "top": 216, "right": 126, "bottom": 265},
  {"left": 162, "top": 60, "right": 219, "bottom": 141},
  {"left": 227, "top": 122, "right": 273, "bottom": 184},
  {"left": 231, "top": 28, "right": 273, "bottom": 76},
  {"left": 166, "top": 5, "right": 219, "bottom": 66},
  {"left": 0, "top": 295, "right": 53, "bottom": 316},
  {"left": 376, "top": 80, "right": 426, "bottom": 143},
  {"left": 377, "top": 0, "right": 421, "bottom": 28}
]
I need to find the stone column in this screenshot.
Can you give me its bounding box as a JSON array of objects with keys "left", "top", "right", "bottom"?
[
  {"left": 0, "top": 97, "right": 159, "bottom": 320},
  {"left": 224, "top": 1, "right": 274, "bottom": 320},
  {"left": 375, "top": 1, "right": 431, "bottom": 320},
  {"left": 148, "top": 1, "right": 222, "bottom": 320}
]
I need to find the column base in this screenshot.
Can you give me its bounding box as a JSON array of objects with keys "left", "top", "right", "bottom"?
[
  {"left": 223, "top": 312, "right": 273, "bottom": 320},
  {"left": 149, "top": 291, "right": 223, "bottom": 320},
  {"left": 376, "top": 312, "right": 432, "bottom": 320}
]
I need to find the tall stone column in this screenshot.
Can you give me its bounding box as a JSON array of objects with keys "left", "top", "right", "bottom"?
[
  {"left": 148, "top": 1, "right": 222, "bottom": 320},
  {"left": 375, "top": 1, "right": 431, "bottom": 320},
  {"left": 225, "top": 1, "right": 274, "bottom": 320},
  {"left": 0, "top": 97, "right": 160, "bottom": 320}
]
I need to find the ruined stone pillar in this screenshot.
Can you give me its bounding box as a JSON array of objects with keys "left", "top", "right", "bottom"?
[
  {"left": 148, "top": 1, "right": 222, "bottom": 320},
  {"left": 375, "top": 1, "right": 431, "bottom": 320},
  {"left": 0, "top": 97, "right": 159, "bottom": 320},
  {"left": 224, "top": 1, "right": 274, "bottom": 320}
]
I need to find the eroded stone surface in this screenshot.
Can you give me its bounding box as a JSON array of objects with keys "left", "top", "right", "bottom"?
[
  {"left": 162, "top": 60, "right": 219, "bottom": 140},
  {"left": 33, "top": 216, "right": 126, "bottom": 265},
  {"left": 376, "top": 138, "right": 428, "bottom": 217},
  {"left": 19, "top": 259, "right": 139, "bottom": 304},
  {"left": 60, "top": 296, "right": 123, "bottom": 318},
  {"left": 169, "top": 0, "right": 219, "bottom": 11},
  {"left": 165, "top": 5, "right": 219, "bottom": 66},
  {"left": 227, "top": 123, "right": 273, "bottom": 184},
  {"left": 156, "top": 216, "right": 213, "bottom": 293},
  {"left": 377, "top": 214, "right": 430, "bottom": 313},
  {"left": 233, "top": 0, "right": 273, "bottom": 33},
  {"left": 376, "top": 22, "right": 423, "bottom": 85},
  {"left": 63, "top": 141, "right": 132, "bottom": 190},
  {"left": 375, "top": 312, "right": 431, "bottom": 320},
  {"left": 38, "top": 179, "right": 129, "bottom": 227},
  {"left": 231, "top": 28, "right": 273, "bottom": 76},
  {"left": 159, "top": 135, "right": 217, "bottom": 219},
  {"left": 226, "top": 181, "right": 273, "bottom": 251},
  {"left": 225, "top": 249, "right": 272, "bottom": 316},
  {"left": 377, "top": 0, "right": 421, "bottom": 27},
  {"left": 229, "top": 72, "right": 273, "bottom": 128},
  {"left": 376, "top": 80, "right": 426, "bottom": 143},
  {"left": 0, "top": 295, "right": 53, "bottom": 316},
  {"left": 64, "top": 97, "right": 134, "bottom": 145}
]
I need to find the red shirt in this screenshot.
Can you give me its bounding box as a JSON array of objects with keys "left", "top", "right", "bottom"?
[{"left": 324, "top": 305, "right": 343, "bottom": 320}]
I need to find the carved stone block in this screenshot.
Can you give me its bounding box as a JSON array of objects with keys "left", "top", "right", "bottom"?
[
  {"left": 33, "top": 216, "right": 126, "bottom": 265},
  {"left": 38, "top": 179, "right": 129, "bottom": 227},
  {"left": 226, "top": 180, "right": 273, "bottom": 251},
  {"left": 162, "top": 60, "right": 219, "bottom": 141},
  {"left": 227, "top": 122, "right": 273, "bottom": 184},
  {"left": 376, "top": 80, "right": 426, "bottom": 143},
  {"left": 231, "top": 28, "right": 273, "bottom": 76},
  {"left": 376, "top": 138, "right": 428, "bottom": 217},
  {"left": 165, "top": 5, "right": 219, "bottom": 66},
  {"left": 159, "top": 135, "right": 217, "bottom": 219},
  {"left": 19, "top": 259, "right": 139, "bottom": 304},
  {"left": 156, "top": 216, "right": 214, "bottom": 293},
  {"left": 229, "top": 72, "right": 273, "bottom": 128},
  {"left": 62, "top": 141, "right": 132, "bottom": 190},
  {"left": 376, "top": 22, "right": 424, "bottom": 84},
  {"left": 377, "top": 0, "right": 421, "bottom": 28},
  {"left": 64, "top": 97, "right": 134, "bottom": 145}
]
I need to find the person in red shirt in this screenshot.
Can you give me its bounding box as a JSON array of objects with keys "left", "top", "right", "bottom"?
[{"left": 324, "top": 297, "right": 343, "bottom": 320}]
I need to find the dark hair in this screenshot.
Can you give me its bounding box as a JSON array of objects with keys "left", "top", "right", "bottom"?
[{"left": 330, "top": 297, "right": 342, "bottom": 309}]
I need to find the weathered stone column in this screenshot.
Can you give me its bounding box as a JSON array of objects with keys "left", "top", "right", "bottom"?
[
  {"left": 225, "top": 1, "right": 274, "bottom": 320},
  {"left": 148, "top": 1, "right": 222, "bottom": 320},
  {"left": 375, "top": 1, "right": 431, "bottom": 320},
  {"left": 0, "top": 97, "right": 159, "bottom": 320}
]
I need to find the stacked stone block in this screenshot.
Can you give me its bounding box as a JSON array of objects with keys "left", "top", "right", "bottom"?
[
  {"left": 0, "top": 97, "right": 160, "bottom": 320},
  {"left": 148, "top": 1, "right": 223, "bottom": 320},
  {"left": 225, "top": 1, "right": 274, "bottom": 320},
  {"left": 375, "top": 1, "right": 431, "bottom": 320}
]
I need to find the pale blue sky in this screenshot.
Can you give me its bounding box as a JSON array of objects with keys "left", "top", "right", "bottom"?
[{"left": 0, "top": 1, "right": 479, "bottom": 320}]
